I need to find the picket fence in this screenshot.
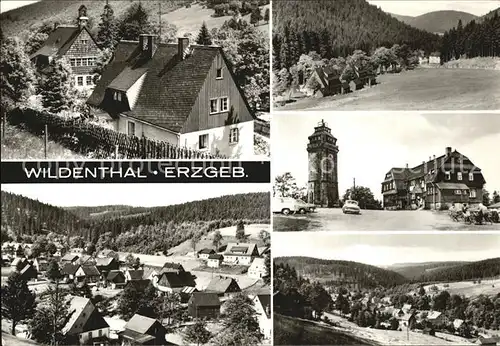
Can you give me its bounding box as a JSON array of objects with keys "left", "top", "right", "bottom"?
[{"left": 8, "top": 108, "right": 226, "bottom": 159}]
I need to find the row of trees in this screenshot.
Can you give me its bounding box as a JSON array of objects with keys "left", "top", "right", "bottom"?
[{"left": 441, "top": 12, "right": 500, "bottom": 63}]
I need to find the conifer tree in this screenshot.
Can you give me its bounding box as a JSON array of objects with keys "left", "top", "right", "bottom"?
[
  {"left": 97, "top": 3, "right": 118, "bottom": 49},
  {"left": 1, "top": 272, "right": 37, "bottom": 335},
  {"left": 184, "top": 319, "right": 212, "bottom": 346},
  {"left": 41, "top": 58, "right": 75, "bottom": 113},
  {"left": 196, "top": 22, "right": 213, "bottom": 45}
]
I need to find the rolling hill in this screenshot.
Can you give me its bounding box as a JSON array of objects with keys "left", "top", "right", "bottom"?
[
  {"left": 418, "top": 257, "right": 500, "bottom": 282},
  {"left": 274, "top": 256, "right": 407, "bottom": 288},
  {"left": 0, "top": 0, "right": 187, "bottom": 38},
  {"left": 390, "top": 10, "right": 478, "bottom": 34},
  {"left": 387, "top": 261, "right": 470, "bottom": 280}
]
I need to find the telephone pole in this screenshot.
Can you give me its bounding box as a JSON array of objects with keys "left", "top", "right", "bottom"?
[{"left": 158, "top": 2, "right": 162, "bottom": 43}]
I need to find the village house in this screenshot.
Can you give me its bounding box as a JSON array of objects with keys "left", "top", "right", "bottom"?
[
  {"left": 78, "top": 254, "right": 96, "bottom": 266},
  {"left": 205, "top": 276, "right": 241, "bottom": 298},
  {"left": 106, "top": 270, "right": 126, "bottom": 289},
  {"left": 155, "top": 271, "right": 196, "bottom": 294},
  {"left": 62, "top": 263, "right": 80, "bottom": 282},
  {"left": 124, "top": 269, "right": 144, "bottom": 282},
  {"left": 75, "top": 265, "right": 101, "bottom": 283},
  {"left": 426, "top": 311, "right": 447, "bottom": 326},
  {"left": 429, "top": 52, "right": 441, "bottom": 64},
  {"left": 223, "top": 242, "right": 259, "bottom": 265},
  {"left": 207, "top": 254, "right": 224, "bottom": 268},
  {"left": 160, "top": 262, "right": 185, "bottom": 274},
  {"left": 62, "top": 296, "right": 110, "bottom": 345},
  {"left": 119, "top": 314, "right": 169, "bottom": 346},
  {"left": 248, "top": 257, "right": 267, "bottom": 279},
  {"left": 19, "top": 263, "right": 38, "bottom": 281},
  {"left": 10, "top": 257, "right": 28, "bottom": 270},
  {"left": 97, "top": 249, "right": 118, "bottom": 260},
  {"left": 188, "top": 292, "right": 221, "bottom": 319},
  {"left": 95, "top": 257, "right": 119, "bottom": 275},
  {"left": 87, "top": 35, "right": 256, "bottom": 159},
  {"left": 124, "top": 279, "right": 151, "bottom": 293},
  {"left": 30, "top": 6, "right": 102, "bottom": 91},
  {"left": 197, "top": 248, "right": 216, "bottom": 260},
  {"left": 382, "top": 147, "right": 486, "bottom": 210},
  {"left": 308, "top": 67, "right": 343, "bottom": 97},
  {"left": 61, "top": 253, "right": 80, "bottom": 265},
  {"left": 252, "top": 294, "right": 272, "bottom": 340},
  {"left": 32, "top": 257, "right": 49, "bottom": 273}
]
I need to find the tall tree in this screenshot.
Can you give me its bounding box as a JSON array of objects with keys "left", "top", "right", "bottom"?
[
  {"left": 46, "top": 281, "right": 70, "bottom": 345},
  {"left": 264, "top": 8, "right": 270, "bottom": 23},
  {"left": 196, "top": 22, "right": 213, "bottom": 45},
  {"left": 212, "top": 230, "right": 223, "bottom": 250},
  {"left": 46, "top": 260, "right": 62, "bottom": 282},
  {"left": 40, "top": 58, "right": 75, "bottom": 113},
  {"left": 118, "top": 3, "right": 152, "bottom": 41},
  {"left": 96, "top": 3, "right": 119, "bottom": 49},
  {"left": 0, "top": 37, "right": 37, "bottom": 108},
  {"left": 492, "top": 191, "right": 500, "bottom": 204},
  {"left": 250, "top": 7, "right": 263, "bottom": 26},
  {"left": 184, "top": 319, "right": 212, "bottom": 346},
  {"left": 235, "top": 220, "right": 246, "bottom": 240},
  {"left": 1, "top": 272, "right": 37, "bottom": 335}
]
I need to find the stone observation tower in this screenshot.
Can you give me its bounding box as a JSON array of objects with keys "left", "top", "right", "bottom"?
[{"left": 307, "top": 120, "right": 339, "bottom": 207}]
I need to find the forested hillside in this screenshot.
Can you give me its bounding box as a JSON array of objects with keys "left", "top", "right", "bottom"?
[
  {"left": 274, "top": 257, "right": 407, "bottom": 288},
  {"left": 272, "top": 0, "right": 441, "bottom": 70},
  {"left": 1, "top": 190, "right": 270, "bottom": 254},
  {"left": 388, "top": 261, "right": 470, "bottom": 280},
  {"left": 393, "top": 10, "right": 477, "bottom": 34},
  {"left": 419, "top": 257, "right": 500, "bottom": 282},
  {"left": 441, "top": 10, "right": 500, "bottom": 62}
]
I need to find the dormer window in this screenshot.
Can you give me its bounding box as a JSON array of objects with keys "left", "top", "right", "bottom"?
[
  {"left": 469, "top": 173, "right": 474, "bottom": 181},
  {"left": 113, "top": 91, "right": 122, "bottom": 102},
  {"left": 445, "top": 171, "right": 451, "bottom": 180},
  {"left": 457, "top": 172, "right": 462, "bottom": 181},
  {"left": 216, "top": 68, "right": 223, "bottom": 79}
]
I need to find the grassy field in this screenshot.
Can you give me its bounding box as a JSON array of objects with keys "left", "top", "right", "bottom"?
[
  {"left": 423, "top": 278, "right": 500, "bottom": 298},
  {"left": 162, "top": 3, "right": 269, "bottom": 37},
  {"left": 1, "top": 124, "right": 85, "bottom": 160},
  {"left": 274, "top": 314, "right": 378, "bottom": 345},
  {"left": 277, "top": 68, "right": 500, "bottom": 111}
]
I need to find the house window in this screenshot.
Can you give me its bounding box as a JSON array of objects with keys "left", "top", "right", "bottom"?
[
  {"left": 455, "top": 190, "right": 462, "bottom": 195},
  {"left": 469, "top": 173, "right": 474, "bottom": 181},
  {"left": 199, "top": 134, "right": 208, "bottom": 149},
  {"left": 86, "top": 76, "right": 93, "bottom": 85},
  {"left": 76, "top": 58, "right": 82, "bottom": 66},
  {"left": 220, "top": 97, "right": 229, "bottom": 112},
  {"left": 79, "top": 335, "right": 82, "bottom": 339},
  {"left": 81, "top": 39, "right": 88, "bottom": 45},
  {"left": 117, "top": 92, "right": 122, "bottom": 101},
  {"left": 77, "top": 76, "right": 84, "bottom": 86},
  {"left": 229, "top": 128, "right": 239, "bottom": 144},
  {"left": 98, "top": 330, "right": 102, "bottom": 337},
  {"left": 88, "top": 332, "right": 92, "bottom": 339},
  {"left": 445, "top": 171, "right": 451, "bottom": 180},
  {"left": 70, "top": 59, "right": 76, "bottom": 66},
  {"left": 470, "top": 189, "right": 477, "bottom": 198},
  {"left": 457, "top": 172, "right": 462, "bottom": 181},
  {"left": 127, "top": 121, "right": 135, "bottom": 136},
  {"left": 216, "top": 68, "right": 223, "bottom": 79},
  {"left": 210, "top": 99, "right": 218, "bottom": 114}
]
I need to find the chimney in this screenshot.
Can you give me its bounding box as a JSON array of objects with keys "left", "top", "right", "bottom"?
[
  {"left": 445, "top": 147, "right": 452, "bottom": 156},
  {"left": 433, "top": 155, "right": 436, "bottom": 160},
  {"left": 78, "top": 16, "right": 89, "bottom": 30},
  {"left": 139, "top": 34, "right": 156, "bottom": 59},
  {"left": 178, "top": 37, "right": 190, "bottom": 61},
  {"left": 53, "top": 22, "right": 58, "bottom": 31},
  {"left": 405, "top": 163, "right": 408, "bottom": 169}
]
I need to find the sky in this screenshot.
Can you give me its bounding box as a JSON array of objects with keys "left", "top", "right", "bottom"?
[
  {"left": 367, "top": 0, "right": 499, "bottom": 17},
  {"left": 273, "top": 232, "right": 500, "bottom": 266},
  {"left": 0, "top": 0, "right": 39, "bottom": 13},
  {"left": 1, "top": 183, "right": 269, "bottom": 207},
  {"left": 272, "top": 112, "right": 500, "bottom": 201}
]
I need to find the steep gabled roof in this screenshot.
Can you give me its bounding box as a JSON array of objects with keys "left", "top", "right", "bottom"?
[
  {"left": 80, "top": 265, "right": 100, "bottom": 276},
  {"left": 198, "top": 248, "right": 216, "bottom": 255},
  {"left": 107, "top": 270, "right": 125, "bottom": 283},
  {"left": 95, "top": 257, "right": 115, "bottom": 267},
  {"left": 87, "top": 41, "right": 247, "bottom": 133},
  {"left": 124, "top": 314, "right": 158, "bottom": 334},
  {"left": 61, "top": 253, "right": 79, "bottom": 262},
  {"left": 162, "top": 262, "right": 184, "bottom": 271},
  {"left": 62, "top": 263, "right": 79, "bottom": 276},
  {"left": 255, "top": 294, "right": 271, "bottom": 318},
  {"left": 31, "top": 25, "right": 97, "bottom": 59},
  {"left": 63, "top": 296, "right": 108, "bottom": 336},
  {"left": 190, "top": 292, "right": 221, "bottom": 307},
  {"left": 127, "top": 269, "right": 144, "bottom": 281},
  {"left": 157, "top": 271, "right": 195, "bottom": 288},
  {"left": 205, "top": 276, "right": 241, "bottom": 293}
]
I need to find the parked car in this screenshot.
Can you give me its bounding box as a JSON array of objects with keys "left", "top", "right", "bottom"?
[
  {"left": 342, "top": 200, "right": 361, "bottom": 214},
  {"left": 272, "top": 197, "right": 316, "bottom": 215}
]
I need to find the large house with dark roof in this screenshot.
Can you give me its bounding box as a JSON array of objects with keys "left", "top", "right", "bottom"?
[
  {"left": 62, "top": 296, "right": 109, "bottom": 345},
  {"left": 382, "top": 147, "right": 486, "bottom": 210},
  {"left": 223, "top": 242, "right": 259, "bottom": 265},
  {"left": 30, "top": 6, "right": 101, "bottom": 91},
  {"left": 87, "top": 35, "right": 256, "bottom": 158},
  {"left": 119, "top": 314, "right": 170, "bottom": 345}
]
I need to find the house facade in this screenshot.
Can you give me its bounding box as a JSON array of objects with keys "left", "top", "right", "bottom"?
[
  {"left": 382, "top": 147, "right": 485, "bottom": 210},
  {"left": 248, "top": 257, "right": 267, "bottom": 279},
  {"left": 197, "top": 248, "right": 215, "bottom": 260},
  {"left": 63, "top": 296, "right": 109, "bottom": 345},
  {"left": 429, "top": 52, "right": 441, "bottom": 64},
  {"left": 31, "top": 6, "right": 101, "bottom": 91},
  {"left": 205, "top": 276, "right": 241, "bottom": 297},
  {"left": 119, "top": 314, "right": 167, "bottom": 346},
  {"left": 252, "top": 294, "right": 271, "bottom": 340},
  {"left": 223, "top": 243, "right": 259, "bottom": 265},
  {"left": 87, "top": 35, "right": 255, "bottom": 159},
  {"left": 188, "top": 292, "right": 221, "bottom": 319},
  {"left": 207, "top": 254, "right": 223, "bottom": 268}
]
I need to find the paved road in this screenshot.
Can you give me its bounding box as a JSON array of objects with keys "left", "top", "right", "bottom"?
[{"left": 273, "top": 208, "right": 500, "bottom": 231}]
